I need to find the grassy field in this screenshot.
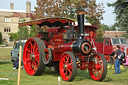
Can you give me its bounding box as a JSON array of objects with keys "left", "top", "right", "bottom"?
[{"left": 0, "top": 48, "right": 128, "bottom": 85}]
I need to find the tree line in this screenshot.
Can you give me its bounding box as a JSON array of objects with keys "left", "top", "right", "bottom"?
[
  {"left": 35, "top": 0, "right": 105, "bottom": 27},
  {"left": 8, "top": 25, "right": 38, "bottom": 41},
  {"left": 108, "top": 0, "right": 128, "bottom": 38},
  {"left": 97, "top": 0, "right": 128, "bottom": 40}
]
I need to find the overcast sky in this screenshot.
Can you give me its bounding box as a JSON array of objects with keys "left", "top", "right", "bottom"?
[{"left": 0, "top": 0, "right": 117, "bottom": 26}]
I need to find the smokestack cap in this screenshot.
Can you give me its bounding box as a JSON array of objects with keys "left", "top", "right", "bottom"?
[{"left": 77, "top": 11, "right": 86, "bottom": 15}]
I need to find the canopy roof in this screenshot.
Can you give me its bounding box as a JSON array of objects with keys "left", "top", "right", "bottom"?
[{"left": 19, "top": 17, "right": 75, "bottom": 27}]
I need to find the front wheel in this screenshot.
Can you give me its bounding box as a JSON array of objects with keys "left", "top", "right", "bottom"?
[
  {"left": 88, "top": 53, "right": 107, "bottom": 81},
  {"left": 59, "top": 52, "right": 77, "bottom": 81}
]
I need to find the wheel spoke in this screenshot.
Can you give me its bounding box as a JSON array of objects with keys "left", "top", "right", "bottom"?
[
  {"left": 64, "top": 56, "right": 67, "bottom": 62},
  {"left": 34, "top": 61, "right": 38, "bottom": 68},
  {"left": 67, "top": 63, "right": 72, "bottom": 70},
  {"left": 97, "top": 58, "right": 99, "bottom": 64},
  {"left": 24, "top": 59, "right": 29, "bottom": 64},
  {"left": 97, "top": 70, "right": 99, "bottom": 78},
  {"left": 93, "top": 69, "right": 96, "bottom": 75},
  {"left": 33, "top": 43, "right": 37, "bottom": 53},
  {"left": 99, "top": 71, "right": 101, "bottom": 77},
  {"left": 29, "top": 42, "right": 34, "bottom": 52},
  {"left": 32, "top": 61, "right": 36, "bottom": 71},
  {"left": 27, "top": 62, "right": 32, "bottom": 71},
  {"left": 26, "top": 48, "right": 32, "bottom": 53},
  {"left": 100, "top": 68, "right": 103, "bottom": 73},
  {"left": 28, "top": 66, "right": 32, "bottom": 71},
  {"left": 35, "top": 56, "right": 39, "bottom": 62},
  {"left": 65, "top": 70, "right": 68, "bottom": 77},
  {"left": 35, "top": 54, "right": 39, "bottom": 57},
  {"left": 35, "top": 47, "right": 38, "bottom": 53},
  {"left": 67, "top": 69, "right": 72, "bottom": 75},
  {"left": 26, "top": 58, "right": 31, "bottom": 62},
  {"left": 63, "top": 60, "right": 65, "bottom": 64},
  {"left": 67, "top": 55, "right": 69, "bottom": 62},
  {"left": 33, "top": 43, "right": 36, "bottom": 52}
]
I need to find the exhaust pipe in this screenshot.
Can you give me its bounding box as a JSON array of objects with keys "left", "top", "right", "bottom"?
[{"left": 77, "top": 11, "right": 85, "bottom": 38}]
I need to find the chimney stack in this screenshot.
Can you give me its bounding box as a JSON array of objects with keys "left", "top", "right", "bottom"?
[
  {"left": 10, "top": 2, "right": 14, "bottom": 10},
  {"left": 77, "top": 11, "right": 85, "bottom": 38},
  {"left": 26, "top": 1, "right": 31, "bottom": 13}
]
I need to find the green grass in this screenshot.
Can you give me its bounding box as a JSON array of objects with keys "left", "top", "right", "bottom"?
[
  {"left": 0, "top": 48, "right": 12, "bottom": 61},
  {"left": 0, "top": 48, "right": 128, "bottom": 85}
]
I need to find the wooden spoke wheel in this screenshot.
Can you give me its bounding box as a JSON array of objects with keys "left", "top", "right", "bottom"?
[
  {"left": 59, "top": 52, "right": 77, "bottom": 81},
  {"left": 23, "top": 38, "right": 46, "bottom": 76},
  {"left": 88, "top": 53, "right": 107, "bottom": 81}
]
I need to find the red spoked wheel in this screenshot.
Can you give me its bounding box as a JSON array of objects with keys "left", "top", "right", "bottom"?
[
  {"left": 89, "top": 53, "right": 107, "bottom": 81},
  {"left": 59, "top": 52, "right": 77, "bottom": 81},
  {"left": 23, "top": 38, "right": 46, "bottom": 76}
]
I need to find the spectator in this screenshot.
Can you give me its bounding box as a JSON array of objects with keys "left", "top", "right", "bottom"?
[
  {"left": 110, "top": 46, "right": 117, "bottom": 65},
  {"left": 13, "top": 59, "right": 19, "bottom": 69},
  {"left": 114, "top": 45, "right": 121, "bottom": 74}
]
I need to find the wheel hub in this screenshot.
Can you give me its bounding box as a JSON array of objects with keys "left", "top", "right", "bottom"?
[
  {"left": 95, "top": 64, "right": 101, "bottom": 70},
  {"left": 30, "top": 53, "right": 35, "bottom": 60},
  {"left": 63, "top": 64, "right": 67, "bottom": 69}
]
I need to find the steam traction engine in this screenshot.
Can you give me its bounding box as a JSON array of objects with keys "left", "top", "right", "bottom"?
[{"left": 19, "top": 11, "right": 107, "bottom": 81}]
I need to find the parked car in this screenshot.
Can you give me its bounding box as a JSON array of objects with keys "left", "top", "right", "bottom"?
[{"left": 11, "top": 40, "right": 27, "bottom": 62}]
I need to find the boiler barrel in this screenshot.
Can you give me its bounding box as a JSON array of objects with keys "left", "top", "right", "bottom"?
[{"left": 61, "top": 40, "right": 92, "bottom": 56}]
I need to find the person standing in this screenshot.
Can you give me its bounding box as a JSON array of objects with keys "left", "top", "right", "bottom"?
[
  {"left": 110, "top": 46, "right": 117, "bottom": 65},
  {"left": 114, "top": 45, "right": 121, "bottom": 74}
]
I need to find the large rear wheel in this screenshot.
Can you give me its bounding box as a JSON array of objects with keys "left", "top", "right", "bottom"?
[
  {"left": 59, "top": 52, "right": 77, "bottom": 81},
  {"left": 88, "top": 53, "right": 107, "bottom": 81},
  {"left": 23, "top": 38, "right": 46, "bottom": 76}
]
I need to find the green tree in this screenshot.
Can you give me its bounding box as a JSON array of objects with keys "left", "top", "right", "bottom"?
[
  {"left": 29, "top": 25, "right": 38, "bottom": 37},
  {"left": 17, "top": 26, "right": 29, "bottom": 40},
  {"left": 96, "top": 27, "right": 104, "bottom": 42},
  {"left": 0, "top": 32, "right": 2, "bottom": 44},
  {"left": 109, "top": 23, "right": 117, "bottom": 31},
  {"left": 35, "top": 0, "right": 105, "bottom": 27},
  {"left": 96, "top": 23, "right": 119, "bottom": 42},
  {"left": 100, "top": 24, "right": 110, "bottom": 31},
  {"left": 8, "top": 33, "right": 18, "bottom": 41},
  {"left": 95, "top": 24, "right": 106, "bottom": 42},
  {"left": 84, "top": 0, "right": 105, "bottom": 27},
  {"left": 107, "top": 0, "right": 128, "bottom": 31},
  {"left": 17, "top": 19, "right": 29, "bottom": 40},
  {"left": 95, "top": 24, "right": 109, "bottom": 42}
]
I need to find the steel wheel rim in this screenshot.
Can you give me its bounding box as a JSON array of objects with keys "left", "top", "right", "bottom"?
[
  {"left": 60, "top": 53, "right": 73, "bottom": 81},
  {"left": 89, "top": 54, "right": 104, "bottom": 80},
  {"left": 23, "top": 39, "right": 40, "bottom": 75}
]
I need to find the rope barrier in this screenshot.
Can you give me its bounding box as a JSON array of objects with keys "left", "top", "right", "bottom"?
[
  {"left": 0, "top": 69, "right": 17, "bottom": 74},
  {"left": 0, "top": 59, "right": 15, "bottom": 80},
  {"left": 0, "top": 59, "right": 11, "bottom": 62},
  {"left": 0, "top": 69, "right": 18, "bottom": 80}
]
